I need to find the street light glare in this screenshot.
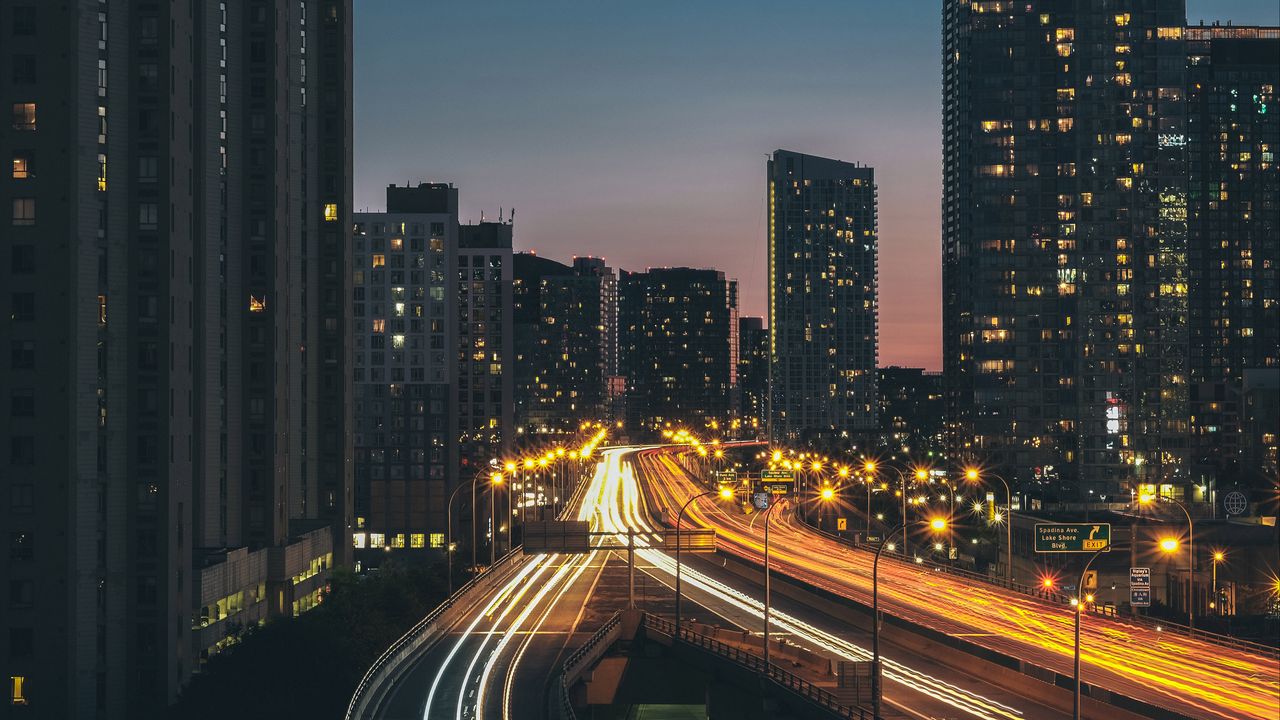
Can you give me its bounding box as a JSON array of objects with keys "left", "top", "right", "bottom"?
[
  {"left": 820, "top": 487, "right": 835, "bottom": 501},
  {"left": 864, "top": 461, "right": 877, "bottom": 472},
  {"left": 719, "top": 488, "right": 734, "bottom": 500},
  {"left": 929, "top": 518, "right": 947, "bottom": 531},
  {"left": 1160, "top": 538, "right": 1180, "bottom": 553},
  {"left": 965, "top": 468, "right": 979, "bottom": 481},
  {"left": 915, "top": 468, "right": 928, "bottom": 481}
]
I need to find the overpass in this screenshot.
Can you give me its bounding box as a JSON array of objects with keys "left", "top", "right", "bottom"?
[{"left": 349, "top": 445, "right": 1279, "bottom": 719}]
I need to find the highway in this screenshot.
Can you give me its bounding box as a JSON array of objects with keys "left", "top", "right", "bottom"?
[
  {"left": 377, "top": 446, "right": 1080, "bottom": 719},
  {"left": 633, "top": 448, "right": 1280, "bottom": 720}
]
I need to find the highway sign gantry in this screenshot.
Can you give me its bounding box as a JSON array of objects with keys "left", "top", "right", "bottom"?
[
  {"left": 1034, "top": 523, "right": 1111, "bottom": 553},
  {"left": 760, "top": 470, "right": 794, "bottom": 495}
]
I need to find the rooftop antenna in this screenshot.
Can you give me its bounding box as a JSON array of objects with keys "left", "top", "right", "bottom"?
[
  {"left": 499, "top": 207, "right": 504, "bottom": 223},
  {"left": 510, "top": 207, "right": 515, "bottom": 225}
]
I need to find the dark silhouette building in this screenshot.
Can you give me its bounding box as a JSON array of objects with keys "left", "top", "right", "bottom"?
[
  {"left": 944, "top": 1, "right": 1193, "bottom": 500},
  {"left": 512, "top": 254, "right": 618, "bottom": 439},
  {"left": 877, "top": 367, "right": 945, "bottom": 455},
  {"left": 767, "top": 150, "right": 878, "bottom": 443},
  {"left": 1185, "top": 26, "right": 1280, "bottom": 494},
  {"left": 0, "top": 1, "right": 353, "bottom": 714},
  {"left": 737, "top": 317, "right": 769, "bottom": 437},
  {"left": 619, "top": 268, "right": 738, "bottom": 434}
]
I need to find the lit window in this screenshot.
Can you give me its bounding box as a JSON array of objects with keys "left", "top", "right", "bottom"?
[
  {"left": 371, "top": 254, "right": 385, "bottom": 268},
  {"left": 97, "top": 153, "right": 107, "bottom": 191},
  {"left": 352, "top": 533, "right": 367, "bottom": 549},
  {"left": 391, "top": 534, "right": 405, "bottom": 549},
  {"left": 11, "top": 198, "right": 35, "bottom": 226},
  {"left": 369, "top": 533, "right": 385, "bottom": 549},
  {"left": 371, "top": 319, "right": 385, "bottom": 333},
  {"left": 10, "top": 675, "right": 27, "bottom": 705},
  {"left": 248, "top": 295, "right": 266, "bottom": 313},
  {"left": 323, "top": 203, "right": 338, "bottom": 222},
  {"left": 429, "top": 533, "right": 444, "bottom": 548},
  {"left": 392, "top": 334, "right": 405, "bottom": 349},
  {"left": 410, "top": 533, "right": 425, "bottom": 549},
  {"left": 12, "top": 154, "right": 30, "bottom": 179},
  {"left": 11, "top": 103, "right": 35, "bottom": 130},
  {"left": 98, "top": 295, "right": 108, "bottom": 325},
  {"left": 390, "top": 237, "right": 403, "bottom": 251},
  {"left": 1114, "top": 13, "right": 1130, "bottom": 26}
]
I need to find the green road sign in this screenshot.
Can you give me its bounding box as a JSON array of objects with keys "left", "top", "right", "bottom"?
[
  {"left": 1034, "top": 523, "right": 1111, "bottom": 553},
  {"left": 761, "top": 470, "right": 794, "bottom": 481}
]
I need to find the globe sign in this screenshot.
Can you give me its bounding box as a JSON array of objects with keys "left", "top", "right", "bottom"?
[{"left": 1223, "top": 491, "right": 1248, "bottom": 516}]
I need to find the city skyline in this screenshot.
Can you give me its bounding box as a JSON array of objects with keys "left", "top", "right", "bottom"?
[{"left": 356, "top": 0, "right": 1278, "bottom": 369}]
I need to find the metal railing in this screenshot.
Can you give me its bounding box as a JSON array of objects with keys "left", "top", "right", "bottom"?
[
  {"left": 643, "top": 614, "right": 872, "bottom": 720},
  {"left": 557, "top": 612, "right": 625, "bottom": 720},
  {"left": 344, "top": 548, "right": 527, "bottom": 720}
]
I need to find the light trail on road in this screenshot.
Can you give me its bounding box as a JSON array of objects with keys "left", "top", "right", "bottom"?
[
  {"left": 594, "top": 448, "right": 1042, "bottom": 720},
  {"left": 635, "top": 449, "right": 1280, "bottom": 720}
]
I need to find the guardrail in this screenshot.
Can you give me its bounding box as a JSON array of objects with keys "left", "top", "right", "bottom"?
[
  {"left": 810, "top": 522, "right": 1280, "bottom": 659},
  {"left": 557, "top": 612, "right": 625, "bottom": 720},
  {"left": 643, "top": 614, "right": 871, "bottom": 720},
  {"left": 344, "top": 549, "right": 527, "bottom": 720}
]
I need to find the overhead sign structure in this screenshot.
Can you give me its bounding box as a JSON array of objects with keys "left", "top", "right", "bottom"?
[
  {"left": 664, "top": 528, "right": 717, "bottom": 553},
  {"left": 1034, "top": 523, "right": 1111, "bottom": 553},
  {"left": 760, "top": 470, "right": 795, "bottom": 495},
  {"left": 523, "top": 521, "right": 590, "bottom": 553}
]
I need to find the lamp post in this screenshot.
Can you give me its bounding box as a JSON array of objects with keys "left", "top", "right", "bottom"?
[
  {"left": 445, "top": 475, "right": 481, "bottom": 595},
  {"left": 862, "top": 461, "right": 877, "bottom": 538},
  {"left": 873, "top": 517, "right": 947, "bottom": 720},
  {"left": 1140, "top": 493, "right": 1195, "bottom": 628},
  {"left": 489, "top": 472, "right": 504, "bottom": 565},
  {"left": 1211, "top": 551, "right": 1224, "bottom": 615},
  {"left": 764, "top": 490, "right": 835, "bottom": 666},
  {"left": 966, "top": 467, "right": 1013, "bottom": 583},
  {"left": 1071, "top": 546, "right": 1110, "bottom": 720},
  {"left": 674, "top": 487, "right": 734, "bottom": 628},
  {"left": 503, "top": 461, "right": 517, "bottom": 551}
]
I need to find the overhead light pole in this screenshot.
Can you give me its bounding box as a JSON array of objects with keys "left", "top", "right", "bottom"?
[
  {"left": 674, "top": 487, "right": 734, "bottom": 628},
  {"left": 873, "top": 517, "right": 947, "bottom": 720}
]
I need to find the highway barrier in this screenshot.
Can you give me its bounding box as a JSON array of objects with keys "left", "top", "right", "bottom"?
[{"left": 344, "top": 548, "right": 528, "bottom": 720}]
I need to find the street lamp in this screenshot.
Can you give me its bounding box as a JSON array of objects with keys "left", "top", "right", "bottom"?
[
  {"left": 1210, "top": 551, "right": 1225, "bottom": 615},
  {"left": 873, "top": 517, "right": 947, "bottom": 719},
  {"left": 965, "top": 467, "right": 1014, "bottom": 583},
  {"left": 489, "top": 472, "right": 504, "bottom": 565},
  {"left": 763, "top": 490, "right": 835, "bottom": 666},
  {"left": 674, "top": 487, "right": 734, "bottom": 628},
  {"left": 445, "top": 475, "right": 483, "bottom": 594},
  {"left": 1139, "top": 493, "right": 1195, "bottom": 628}
]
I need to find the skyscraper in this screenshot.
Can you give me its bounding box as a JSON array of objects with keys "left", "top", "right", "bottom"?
[
  {"left": 737, "top": 317, "right": 769, "bottom": 436},
  {"left": 1184, "top": 26, "right": 1279, "bottom": 489},
  {"left": 352, "top": 184, "right": 458, "bottom": 554},
  {"left": 0, "top": 1, "right": 352, "bottom": 715},
  {"left": 512, "top": 254, "right": 618, "bottom": 438},
  {"left": 943, "top": 1, "right": 1192, "bottom": 500},
  {"left": 351, "top": 185, "right": 514, "bottom": 557},
  {"left": 619, "top": 268, "right": 738, "bottom": 434},
  {"left": 767, "top": 150, "right": 879, "bottom": 442}
]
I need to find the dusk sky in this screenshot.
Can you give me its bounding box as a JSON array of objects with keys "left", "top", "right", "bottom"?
[{"left": 356, "top": 1, "right": 1277, "bottom": 370}]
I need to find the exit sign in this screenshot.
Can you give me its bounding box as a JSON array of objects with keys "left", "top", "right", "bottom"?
[{"left": 1034, "top": 523, "right": 1111, "bottom": 553}]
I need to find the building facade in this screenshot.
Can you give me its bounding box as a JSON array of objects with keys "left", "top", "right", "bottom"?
[
  {"left": 513, "top": 255, "right": 618, "bottom": 439},
  {"left": 943, "top": 0, "right": 1192, "bottom": 500},
  {"left": 0, "top": 1, "right": 352, "bottom": 715},
  {"left": 352, "top": 184, "right": 458, "bottom": 554},
  {"left": 619, "top": 268, "right": 738, "bottom": 434},
  {"left": 1184, "top": 26, "right": 1279, "bottom": 492},
  {"left": 737, "top": 316, "right": 769, "bottom": 437},
  {"left": 877, "top": 367, "right": 945, "bottom": 455},
  {"left": 351, "top": 185, "right": 514, "bottom": 556},
  {"left": 767, "top": 150, "right": 879, "bottom": 442}
]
